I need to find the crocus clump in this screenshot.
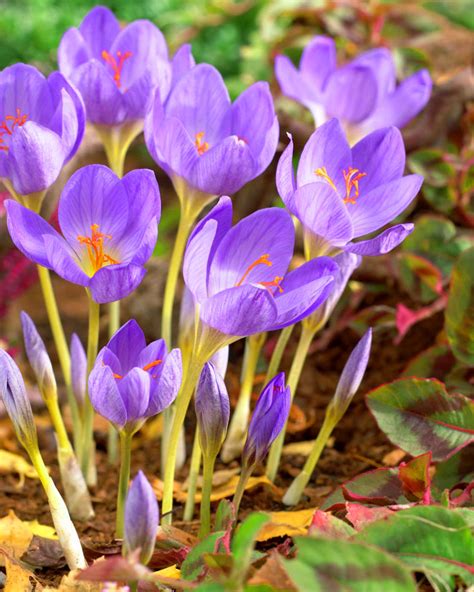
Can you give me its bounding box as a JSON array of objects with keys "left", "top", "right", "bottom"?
[
  {"left": 145, "top": 64, "right": 279, "bottom": 200},
  {"left": 89, "top": 319, "right": 182, "bottom": 434},
  {"left": 277, "top": 119, "right": 423, "bottom": 258},
  {"left": 0, "top": 63, "right": 85, "bottom": 201},
  {"left": 275, "top": 36, "right": 432, "bottom": 143},
  {"left": 58, "top": 5, "right": 172, "bottom": 126},
  {"left": 5, "top": 165, "right": 161, "bottom": 303}
]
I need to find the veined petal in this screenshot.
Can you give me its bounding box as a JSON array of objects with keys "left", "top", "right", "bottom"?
[
  {"left": 43, "top": 234, "right": 90, "bottom": 286},
  {"left": 274, "top": 55, "right": 318, "bottom": 105},
  {"left": 88, "top": 262, "right": 146, "bottom": 303},
  {"left": 208, "top": 207, "right": 294, "bottom": 296},
  {"left": 106, "top": 319, "right": 146, "bottom": 374},
  {"left": 297, "top": 118, "right": 351, "bottom": 195},
  {"left": 171, "top": 44, "right": 195, "bottom": 87},
  {"left": 346, "top": 223, "right": 414, "bottom": 256},
  {"left": 154, "top": 115, "right": 199, "bottom": 181},
  {"left": 272, "top": 257, "right": 338, "bottom": 329},
  {"left": 147, "top": 348, "right": 182, "bottom": 416},
  {"left": 124, "top": 60, "right": 171, "bottom": 118},
  {"left": 130, "top": 220, "right": 158, "bottom": 267},
  {"left": 137, "top": 339, "right": 167, "bottom": 373},
  {"left": 200, "top": 284, "right": 278, "bottom": 337},
  {"left": 117, "top": 367, "right": 151, "bottom": 424},
  {"left": 96, "top": 346, "right": 123, "bottom": 378},
  {"left": 58, "top": 28, "right": 91, "bottom": 78},
  {"left": 352, "top": 48, "right": 396, "bottom": 98},
  {"left": 350, "top": 174, "right": 423, "bottom": 236},
  {"left": 300, "top": 36, "right": 337, "bottom": 92},
  {"left": 0, "top": 64, "right": 51, "bottom": 123},
  {"left": 294, "top": 182, "right": 353, "bottom": 247},
  {"left": 89, "top": 365, "right": 127, "bottom": 429},
  {"left": 79, "top": 6, "right": 121, "bottom": 59},
  {"left": 276, "top": 134, "right": 297, "bottom": 214}
]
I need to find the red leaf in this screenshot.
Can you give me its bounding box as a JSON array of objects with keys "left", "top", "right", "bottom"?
[
  {"left": 345, "top": 503, "right": 395, "bottom": 530},
  {"left": 399, "top": 452, "right": 432, "bottom": 503}
]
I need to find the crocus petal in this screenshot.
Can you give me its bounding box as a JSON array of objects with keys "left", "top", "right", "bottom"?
[
  {"left": 346, "top": 223, "right": 414, "bottom": 256},
  {"left": 79, "top": 6, "right": 121, "bottom": 59},
  {"left": 324, "top": 64, "right": 379, "bottom": 123},
  {"left": 153, "top": 115, "right": 199, "bottom": 180},
  {"left": 171, "top": 44, "right": 195, "bottom": 87},
  {"left": 200, "top": 284, "right": 278, "bottom": 337},
  {"left": 293, "top": 182, "right": 353, "bottom": 247},
  {"left": 351, "top": 127, "right": 405, "bottom": 193},
  {"left": 363, "top": 69, "right": 432, "bottom": 130},
  {"left": 106, "top": 319, "right": 146, "bottom": 374},
  {"left": 5, "top": 199, "right": 62, "bottom": 268},
  {"left": 58, "top": 28, "right": 91, "bottom": 78},
  {"left": 297, "top": 118, "right": 351, "bottom": 195},
  {"left": 276, "top": 134, "right": 297, "bottom": 214},
  {"left": 97, "top": 347, "right": 123, "bottom": 377},
  {"left": 43, "top": 234, "right": 90, "bottom": 286},
  {"left": 352, "top": 48, "right": 396, "bottom": 98},
  {"left": 117, "top": 367, "right": 151, "bottom": 424},
  {"left": 349, "top": 174, "right": 423, "bottom": 236},
  {"left": 137, "top": 339, "right": 167, "bottom": 372},
  {"left": 7, "top": 121, "right": 65, "bottom": 195},
  {"left": 275, "top": 55, "right": 318, "bottom": 106},
  {"left": 208, "top": 207, "right": 294, "bottom": 295},
  {"left": 88, "top": 263, "right": 146, "bottom": 303},
  {"left": 89, "top": 365, "right": 127, "bottom": 429},
  {"left": 299, "top": 36, "right": 337, "bottom": 92},
  {"left": 147, "top": 348, "right": 182, "bottom": 416},
  {"left": 70, "top": 334, "right": 87, "bottom": 406},
  {"left": 272, "top": 257, "right": 337, "bottom": 329},
  {"left": 192, "top": 135, "right": 257, "bottom": 195},
  {"left": 166, "top": 64, "right": 231, "bottom": 144},
  {"left": 210, "top": 346, "right": 229, "bottom": 378},
  {"left": 0, "top": 64, "right": 50, "bottom": 123},
  {"left": 130, "top": 220, "right": 158, "bottom": 267}
]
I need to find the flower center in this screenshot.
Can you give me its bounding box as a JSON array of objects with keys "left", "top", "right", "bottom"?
[
  {"left": 0, "top": 108, "right": 28, "bottom": 152},
  {"left": 315, "top": 166, "right": 367, "bottom": 205},
  {"left": 236, "top": 254, "right": 284, "bottom": 294},
  {"left": 101, "top": 50, "right": 132, "bottom": 89},
  {"left": 77, "top": 224, "right": 119, "bottom": 274},
  {"left": 195, "top": 132, "right": 209, "bottom": 155},
  {"left": 111, "top": 359, "right": 162, "bottom": 380}
]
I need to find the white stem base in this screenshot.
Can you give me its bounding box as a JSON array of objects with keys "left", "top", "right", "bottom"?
[{"left": 58, "top": 447, "right": 94, "bottom": 521}]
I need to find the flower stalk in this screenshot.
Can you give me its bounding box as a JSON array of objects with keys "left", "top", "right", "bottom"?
[
  {"left": 116, "top": 430, "right": 133, "bottom": 538},
  {"left": 199, "top": 453, "right": 217, "bottom": 538},
  {"left": 183, "top": 429, "right": 202, "bottom": 521}
]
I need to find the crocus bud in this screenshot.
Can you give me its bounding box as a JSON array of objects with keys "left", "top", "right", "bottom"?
[
  {"left": 0, "top": 349, "right": 38, "bottom": 450},
  {"left": 70, "top": 333, "right": 87, "bottom": 407},
  {"left": 327, "top": 328, "right": 372, "bottom": 421},
  {"left": 242, "top": 372, "right": 291, "bottom": 469},
  {"left": 210, "top": 346, "right": 229, "bottom": 379},
  {"left": 20, "top": 312, "right": 57, "bottom": 401},
  {"left": 195, "top": 362, "right": 230, "bottom": 459},
  {"left": 123, "top": 471, "right": 159, "bottom": 565}
]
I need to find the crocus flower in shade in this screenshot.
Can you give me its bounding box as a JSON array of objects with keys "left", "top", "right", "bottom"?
[
  {"left": 183, "top": 196, "right": 338, "bottom": 347},
  {"left": 275, "top": 36, "right": 432, "bottom": 143},
  {"left": 70, "top": 334, "right": 87, "bottom": 408},
  {"left": 5, "top": 164, "right": 160, "bottom": 303},
  {"left": 145, "top": 64, "right": 279, "bottom": 202},
  {"left": 58, "top": 6, "right": 172, "bottom": 127},
  {"left": 123, "top": 471, "right": 159, "bottom": 565},
  {"left": 0, "top": 63, "right": 85, "bottom": 201},
  {"left": 21, "top": 311, "right": 56, "bottom": 399},
  {"left": 242, "top": 372, "right": 291, "bottom": 469},
  {"left": 89, "top": 320, "right": 182, "bottom": 434},
  {"left": 277, "top": 119, "right": 423, "bottom": 258},
  {"left": 195, "top": 362, "right": 230, "bottom": 459}
]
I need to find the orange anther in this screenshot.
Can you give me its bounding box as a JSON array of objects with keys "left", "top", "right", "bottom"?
[
  {"left": 77, "top": 224, "right": 119, "bottom": 273},
  {"left": 315, "top": 166, "right": 337, "bottom": 192},
  {"left": 102, "top": 50, "right": 132, "bottom": 89},
  {"left": 342, "top": 167, "right": 367, "bottom": 204},
  {"left": 0, "top": 108, "right": 28, "bottom": 152},
  {"left": 236, "top": 254, "right": 273, "bottom": 287},
  {"left": 260, "top": 276, "right": 284, "bottom": 294},
  {"left": 195, "top": 131, "right": 210, "bottom": 155}
]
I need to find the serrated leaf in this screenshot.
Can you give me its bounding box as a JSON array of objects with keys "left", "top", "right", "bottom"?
[{"left": 366, "top": 378, "right": 474, "bottom": 461}]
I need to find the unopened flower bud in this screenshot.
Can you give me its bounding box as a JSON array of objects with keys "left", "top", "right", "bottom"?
[{"left": 70, "top": 333, "right": 87, "bottom": 407}]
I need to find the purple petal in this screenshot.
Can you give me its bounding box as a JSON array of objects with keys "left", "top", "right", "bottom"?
[
  {"left": 20, "top": 311, "right": 55, "bottom": 392},
  {"left": 79, "top": 6, "right": 121, "bottom": 59},
  {"left": 89, "top": 364, "right": 127, "bottom": 429},
  {"left": 171, "top": 44, "right": 195, "bottom": 87},
  {"left": 58, "top": 28, "right": 91, "bottom": 78},
  {"left": 324, "top": 64, "right": 379, "bottom": 123},
  {"left": 272, "top": 257, "right": 338, "bottom": 329},
  {"left": 106, "top": 319, "right": 146, "bottom": 373},
  {"left": 346, "top": 223, "right": 414, "bottom": 256},
  {"left": 88, "top": 263, "right": 146, "bottom": 303},
  {"left": 210, "top": 346, "right": 229, "bottom": 378},
  {"left": 117, "top": 367, "right": 151, "bottom": 424},
  {"left": 5, "top": 199, "right": 63, "bottom": 268},
  {"left": 124, "top": 471, "right": 158, "bottom": 565},
  {"left": 300, "top": 36, "right": 337, "bottom": 92},
  {"left": 276, "top": 134, "right": 297, "bottom": 214},
  {"left": 200, "top": 284, "right": 278, "bottom": 337},
  {"left": 124, "top": 59, "right": 171, "bottom": 118},
  {"left": 0, "top": 64, "right": 51, "bottom": 123},
  {"left": 349, "top": 174, "right": 423, "bottom": 236},
  {"left": 352, "top": 48, "right": 396, "bottom": 98},
  {"left": 43, "top": 234, "right": 90, "bottom": 286},
  {"left": 137, "top": 339, "right": 167, "bottom": 373},
  {"left": 146, "top": 348, "right": 182, "bottom": 416},
  {"left": 166, "top": 64, "right": 231, "bottom": 144},
  {"left": 297, "top": 119, "right": 351, "bottom": 195},
  {"left": 130, "top": 220, "right": 158, "bottom": 267},
  {"left": 275, "top": 55, "right": 318, "bottom": 106},
  {"left": 70, "top": 334, "right": 87, "bottom": 406},
  {"left": 152, "top": 115, "right": 199, "bottom": 181},
  {"left": 293, "top": 183, "right": 353, "bottom": 247},
  {"left": 208, "top": 207, "right": 294, "bottom": 296},
  {"left": 97, "top": 346, "right": 123, "bottom": 377},
  {"left": 351, "top": 127, "right": 405, "bottom": 193}
]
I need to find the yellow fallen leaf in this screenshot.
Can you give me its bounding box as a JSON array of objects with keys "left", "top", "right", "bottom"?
[
  {"left": 0, "top": 511, "right": 57, "bottom": 565},
  {"left": 0, "top": 450, "right": 40, "bottom": 488},
  {"left": 43, "top": 570, "right": 102, "bottom": 591},
  {"left": 256, "top": 508, "right": 316, "bottom": 542},
  {"left": 4, "top": 555, "right": 37, "bottom": 592},
  {"left": 154, "top": 564, "right": 181, "bottom": 579},
  {"left": 282, "top": 438, "right": 334, "bottom": 456}
]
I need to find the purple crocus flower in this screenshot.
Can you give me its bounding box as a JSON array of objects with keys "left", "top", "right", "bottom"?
[
  {"left": 123, "top": 471, "right": 158, "bottom": 565},
  {"left": 183, "top": 196, "right": 337, "bottom": 343},
  {"left": 5, "top": 164, "right": 160, "bottom": 303},
  {"left": 242, "top": 372, "right": 291, "bottom": 469},
  {"left": 277, "top": 119, "right": 423, "bottom": 257},
  {"left": 145, "top": 64, "right": 279, "bottom": 200},
  {"left": 21, "top": 311, "right": 56, "bottom": 398},
  {"left": 70, "top": 334, "right": 87, "bottom": 408},
  {"left": 0, "top": 63, "right": 85, "bottom": 198},
  {"left": 275, "top": 36, "right": 432, "bottom": 143},
  {"left": 58, "top": 6, "right": 172, "bottom": 126},
  {"left": 89, "top": 320, "right": 182, "bottom": 434}
]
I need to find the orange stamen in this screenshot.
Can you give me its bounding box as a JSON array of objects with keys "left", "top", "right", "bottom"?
[
  {"left": 195, "top": 131, "right": 209, "bottom": 155},
  {"left": 110, "top": 359, "right": 163, "bottom": 381},
  {"left": 0, "top": 108, "right": 28, "bottom": 152},
  {"left": 101, "top": 50, "right": 132, "bottom": 89},
  {"left": 236, "top": 254, "right": 272, "bottom": 287},
  {"left": 343, "top": 167, "right": 366, "bottom": 204},
  {"left": 260, "top": 276, "right": 284, "bottom": 294},
  {"left": 77, "top": 224, "right": 119, "bottom": 273},
  {"left": 314, "top": 166, "right": 337, "bottom": 191}
]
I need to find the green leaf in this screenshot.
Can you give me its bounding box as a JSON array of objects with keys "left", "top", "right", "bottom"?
[
  {"left": 433, "top": 445, "right": 474, "bottom": 491},
  {"left": 231, "top": 512, "right": 270, "bottom": 572},
  {"left": 284, "top": 538, "right": 416, "bottom": 591},
  {"left": 366, "top": 378, "right": 474, "bottom": 461},
  {"left": 446, "top": 247, "right": 474, "bottom": 365},
  {"left": 214, "top": 499, "right": 235, "bottom": 532},
  {"left": 353, "top": 506, "right": 474, "bottom": 587},
  {"left": 397, "top": 252, "right": 443, "bottom": 303},
  {"left": 180, "top": 531, "right": 224, "bottom": 581},
  {"left": 402, "top": 344, "right": 454, "bottom": 380}
]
